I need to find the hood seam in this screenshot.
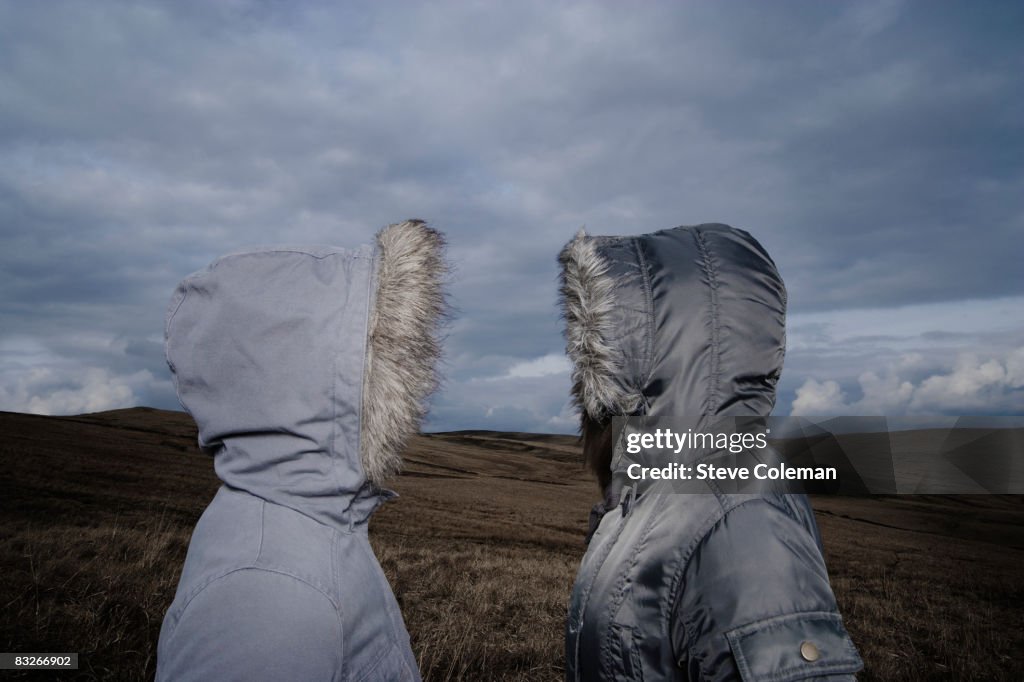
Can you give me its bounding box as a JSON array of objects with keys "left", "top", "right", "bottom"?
[
  {"left": 630, "top": 236, "right": 655, "bottom": 413},
  {"left": 354, "top": 241, "right": 378, "bottom": 490},
  {"left": 693, "top": 228, "right": 722, "bottom": 415}
]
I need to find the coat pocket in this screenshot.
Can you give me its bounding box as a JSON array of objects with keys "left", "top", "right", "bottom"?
[
  {"left": 725, "top": 611, "right": 863, "bottom": 682},
  {"left": 605, "top": 622, "right": 646, "bottom": 682}
]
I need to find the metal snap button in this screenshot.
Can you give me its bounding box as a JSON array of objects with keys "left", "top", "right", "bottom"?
[{"left": 800, "top": 640, "right": 820, "bottom": 662}]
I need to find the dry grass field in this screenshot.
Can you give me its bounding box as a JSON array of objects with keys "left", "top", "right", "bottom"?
[{"left": 1, "top": 407, "right": 1022, "bottom": 680}]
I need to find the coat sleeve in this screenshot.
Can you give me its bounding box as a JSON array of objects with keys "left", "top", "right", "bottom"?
[
  {"left": 671, "top": 499, "right": 863, "bottom": 682},
  {"left": 157, "top": 568, "right": 343, "bottom": 682}
]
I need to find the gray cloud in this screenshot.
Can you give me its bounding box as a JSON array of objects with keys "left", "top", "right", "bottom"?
[{"left": 1, "top": 0, "right": 1022, "bottom": 429}]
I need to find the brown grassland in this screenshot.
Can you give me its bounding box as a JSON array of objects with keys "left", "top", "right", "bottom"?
[{"left": 1, "top": 407, "right": 1023, "bottom": 680}]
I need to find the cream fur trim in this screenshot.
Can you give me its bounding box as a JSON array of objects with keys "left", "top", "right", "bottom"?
[
  {"left": 361, "top": 220, "right": 448, "bottom": 484},
  {"left": 558, "top": 229, "right": 640, "bottom": 424}
]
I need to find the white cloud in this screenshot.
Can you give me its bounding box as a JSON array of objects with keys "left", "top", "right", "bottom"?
[
  {"left": 910, "top": 349, "right": 1024, "bottom": 412},
  {"left": 499, "top": 353, "right": 570, "bottom": 380},
  {"left": 429, "top": 356, "right": 575, "bottom": 433},
  {"left": 0, "top": 366, "right": 155, "bottom": 415},
  {"left": 790, "top": 347, "right": 1024, "bottom": 415},
  {"left": 791, "top": 379, "right": 847, "bottom": 414}
]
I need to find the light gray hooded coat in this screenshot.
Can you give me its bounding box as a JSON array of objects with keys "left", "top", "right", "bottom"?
[
  {"left": 156, "top": 221, "right": 446, "bottom": 682},
  {"left": 559, "top": 224, "right": 863, "bottom": 681}
]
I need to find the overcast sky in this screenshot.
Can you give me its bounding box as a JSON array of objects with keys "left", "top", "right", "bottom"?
[{"left": 1, "top": 0, "right": 1022, "bottom": 433}]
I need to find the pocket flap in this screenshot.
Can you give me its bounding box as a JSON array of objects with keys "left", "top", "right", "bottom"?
[{"left": 725, "top": 611, "right": 863, "bottom": 681}]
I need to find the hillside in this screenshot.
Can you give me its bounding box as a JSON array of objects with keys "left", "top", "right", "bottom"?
[{"left": 1, "top": 407, "right": 1022, "bottom": 680}]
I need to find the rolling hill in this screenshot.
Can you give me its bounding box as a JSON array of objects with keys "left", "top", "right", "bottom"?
[{"left": 1, "top": 407, "right": 1022, "bottom": 680}]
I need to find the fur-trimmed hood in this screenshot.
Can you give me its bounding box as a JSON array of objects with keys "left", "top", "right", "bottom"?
[
  {"left": 558, "top": 223, "right": 786, "bottom": 426},
  {"left": 165, "top": 220, "right": 447, "bottom": 528},
  {"left": 559, "top": 226, "right": 865, "bottom": 682}
]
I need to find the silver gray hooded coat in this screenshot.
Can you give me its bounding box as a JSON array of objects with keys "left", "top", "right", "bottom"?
[
  {"left": 559, "top": 224, "right": 863, "bottom": 681},
  {"left": 156, "top": 220, "right": 446, "bottom": 682}
]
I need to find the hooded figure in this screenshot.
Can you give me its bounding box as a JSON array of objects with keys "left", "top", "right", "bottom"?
[
  {"left": 559, "top": 224, "right": 863, "bottom": 681},
  {"left": 156, "top": 220, "right": 447, "bottom": 682}
]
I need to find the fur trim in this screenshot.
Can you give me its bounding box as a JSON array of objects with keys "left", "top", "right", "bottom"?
[
  {"left": 361, "top": 220, "right": 448, "bottom": 485},
  {"left": 558, "top": 229, "right": 640, "bottom": 425}
]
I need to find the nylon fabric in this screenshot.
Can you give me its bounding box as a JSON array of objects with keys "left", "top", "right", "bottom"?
[{"left": 562, "top": 224, "right": 862, "bottom": 681}]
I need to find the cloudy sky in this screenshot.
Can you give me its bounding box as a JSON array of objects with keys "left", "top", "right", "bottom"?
[{"left": 1, "top": 0, "right": 1021, "bottom": 433}]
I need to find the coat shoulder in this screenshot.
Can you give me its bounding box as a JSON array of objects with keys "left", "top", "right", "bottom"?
[{"left": 157, "top": 567, "right": 343, "bottom": 682}]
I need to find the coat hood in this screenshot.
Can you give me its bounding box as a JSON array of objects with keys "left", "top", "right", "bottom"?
[
  {"left": 558, "top": 223, "right": 786, "bottom": 426},
  {"left": 165, "top": 220, "right": 447, "bottom": 528}
]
